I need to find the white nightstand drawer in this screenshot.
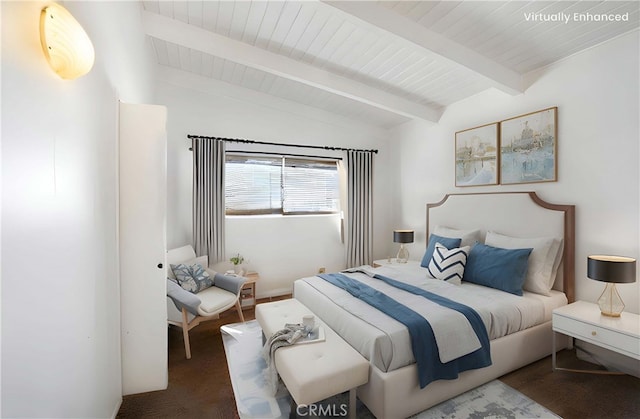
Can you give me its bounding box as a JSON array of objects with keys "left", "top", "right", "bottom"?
[{"left": 553, "top": 315, "right": 640, "bottom": 358}]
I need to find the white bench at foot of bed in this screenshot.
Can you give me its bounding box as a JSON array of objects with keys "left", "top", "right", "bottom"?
[{"left": 255, "top": 299, "right": 369, "bottom": 419}]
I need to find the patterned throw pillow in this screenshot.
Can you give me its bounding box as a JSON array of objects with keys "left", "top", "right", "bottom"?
[
  {"left": 170, "top": 263, "right": 214, "bottom": 293},
  {"left": 427, "top": 242, "right": 470, "bottom": 285}
]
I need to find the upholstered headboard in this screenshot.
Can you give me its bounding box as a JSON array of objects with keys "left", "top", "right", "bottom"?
[{"left": 426, "top": 192, "right": 575, "bottom": 302}]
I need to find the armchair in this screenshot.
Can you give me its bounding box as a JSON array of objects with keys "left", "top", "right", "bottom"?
[{"left": 166, "top": 245, "right": 246, "bottom": 359}]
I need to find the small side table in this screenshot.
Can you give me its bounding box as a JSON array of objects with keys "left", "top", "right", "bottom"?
[
  {"left": 240, "top": 272, "right": 259, "bottom": 309},
  {"left": 552, "top": 300, "right": 640, "bottom": 374},
  {"left": 372, "top": 259, "right": 420, "bottom": 268}
]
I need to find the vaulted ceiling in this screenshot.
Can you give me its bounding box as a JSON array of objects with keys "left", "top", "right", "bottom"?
[{"left": 141, "top": 1, "right": 639, "bottom": 128}]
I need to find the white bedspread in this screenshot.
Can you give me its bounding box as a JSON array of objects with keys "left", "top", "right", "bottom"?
[
  {"left": 341, "top": 266, "right": 481, "bottom": 363},
  {"left": 294, "top": 263, "right": 567, "bottom": 373}
]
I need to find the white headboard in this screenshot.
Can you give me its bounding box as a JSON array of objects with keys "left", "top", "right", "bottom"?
[{"left": 426, "top": 192, "right": 575, "bottom": 302}]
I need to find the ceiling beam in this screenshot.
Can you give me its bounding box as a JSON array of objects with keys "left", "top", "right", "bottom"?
[
  {"left": 322, "top": 1, "right": 524, "bottom": 96},
  {"left": 142, "top": 11, "right": 442, "bottom": 123}
]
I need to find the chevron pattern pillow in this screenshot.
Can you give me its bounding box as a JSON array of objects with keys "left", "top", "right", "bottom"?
[{"left": 427, "top": 243, "right": 470, "bottom": 285}]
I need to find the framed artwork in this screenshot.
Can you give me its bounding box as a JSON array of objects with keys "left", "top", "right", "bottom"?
[
  {"left": 455, "top": 123, "right": 499, "bottom": 187},
  {"left": 500, "top": 107, "right": 557, "bottom": 184}
]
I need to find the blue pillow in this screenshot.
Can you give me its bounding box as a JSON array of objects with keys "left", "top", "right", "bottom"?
[
  {"left": 421, "top": 234, "right": 462, "bottom": 267},
  {"left": 463, "top": 243, "right": 533, "bottom": 296}
]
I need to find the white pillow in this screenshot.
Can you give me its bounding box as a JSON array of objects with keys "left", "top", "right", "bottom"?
[
  {"left": 427, "top": 242, "right": 470, "bottom": 285},
  {"left": 433, "top": 225, "right": 481, "bottom": 247},
  {"left": 549, "top": 238, "right": 564, "bottom": 288},
  {"left": 168, "top": 255, "right": 208, "bottom": 280},
  {"left": 484, "top": 231, "right": 562, "bottom": 296}
]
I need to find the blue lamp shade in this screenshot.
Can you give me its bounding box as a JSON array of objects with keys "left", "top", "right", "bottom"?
[
  {"left": 393, "top": 230, "right": 414, "bottom": 263},
  {"left": 587, "top": 255, "right": 636, "bottom": 317}
]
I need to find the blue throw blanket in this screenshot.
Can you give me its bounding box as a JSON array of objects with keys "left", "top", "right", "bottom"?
[{"left": 318, "top": 272, "right": 491, "bottom": 388}]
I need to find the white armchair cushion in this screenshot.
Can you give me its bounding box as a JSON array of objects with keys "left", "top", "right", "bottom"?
[{"left": 196, "top": 286, "right": 238, "bottom": 316}]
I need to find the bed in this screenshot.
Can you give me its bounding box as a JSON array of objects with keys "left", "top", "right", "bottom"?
[{"left": 293, "top": 191, "right": 575, "bottom": 419}]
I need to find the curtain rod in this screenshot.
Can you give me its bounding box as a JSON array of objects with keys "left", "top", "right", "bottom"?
[
  {"left": 227, "top": 150, "right": 343, "bottom": 161},
  {"left": 187, "top": 134, "right": 378, "bottom": 154}
]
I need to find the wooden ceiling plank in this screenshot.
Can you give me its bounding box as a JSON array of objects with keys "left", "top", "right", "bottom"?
[
  {"left": 165, "top": 41, "right": 180, "bottom": 69},
  {"left": 151, "top": 38, "right": 170, "bottom": 66},
  {"left": 157, "top": 0, "right": 173, "bottom": 18},
  {"left": 254, "top": 1, "right": 287, "bottom": 50},
  {"left": 266, "top": 1, "right": 303, "bottom": 53},
  {"left": 190, "top": 49, "right": 202, "bottom": 75},
  {"left": 172, "top": 0, "right": 189, "bottom": 24},
  {"left": 242, "top": 1, "right": 269, "bottom": 45},
  {"left": 141, "top": 1, "right": 160, "bottom": 15},
  {"left": 143, "top": 10, "right": 442, "bottom": 122},
  {"left": 322, "top": 1, "right": 523, "bottom": 95},
  {"left": 201, "top": 1, "right": 219, "bottom": 32},
  {"left": 216, "top": 1, "right": 235, "bottom": 37},
  {"left": 186, "top": 1, "right": 202, "bottom": 27},
  {"left": 178, "top": 45, "right": 190, "bottom": 72},
  {"left": 300, "top": 15, "right": 344, "bottom": 64},
  {"left": 279, "top": 3, "right": 318, "bottom": 57},
  {"left": 212, "top": 56, "right": 224, "bottom": 80},
  {"left": 201, "top": 53, "right": 214, "bottom": 78},
  {"left": 228, "top": 1, "right": 252, "bottom": 42},
  {"left": 289, "top": 9, "right": 331, "bottom": 61}
]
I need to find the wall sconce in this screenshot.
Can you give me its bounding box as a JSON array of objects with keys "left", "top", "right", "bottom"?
[{"left": 40, "top": 3, "right": 95, "bottom": 80}]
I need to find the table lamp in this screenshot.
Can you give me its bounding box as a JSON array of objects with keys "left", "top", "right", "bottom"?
[
  {"left": 587, "top": 255, "right": 636, "bottom": 317},
  {"left": 393, "top": 230, "right": 414, "bottom": 263}
]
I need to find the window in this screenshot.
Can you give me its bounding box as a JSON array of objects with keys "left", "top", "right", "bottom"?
[{"left": 225, "top": 154, "right": 340, "bottom": 215}]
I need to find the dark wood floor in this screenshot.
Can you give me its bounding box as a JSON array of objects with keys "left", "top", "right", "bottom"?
[{"left": 118, "top": 302, "right": 640, "bottom": 419}]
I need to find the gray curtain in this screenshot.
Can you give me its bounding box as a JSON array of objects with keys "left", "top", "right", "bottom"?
[
  {"left": 192, "top": 138, "right": 226, "bottom": 264},
  {"left": 346, "top": 150, "right": 374, "bottom": 267}
]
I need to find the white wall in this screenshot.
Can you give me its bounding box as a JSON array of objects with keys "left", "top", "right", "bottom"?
[
  {"left": 1, "top": 1, "right": 156, "bottom": 417},
  {"left": 157, "top": 81, "right": 394, "bottom": 297},
  {"left": 390, "top": 31, "right": 640, "bottom": 314}
]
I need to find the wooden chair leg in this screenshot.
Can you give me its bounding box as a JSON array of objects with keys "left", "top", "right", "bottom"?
[
  {"left": 181, "top": 308, "right": 192, "bottom": 359},
  {"left": 236, "top": 300, "right": 245, "bottom": 322}
]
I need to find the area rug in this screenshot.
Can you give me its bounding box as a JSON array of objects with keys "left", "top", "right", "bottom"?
[{"left": 221, "top": 320, "right": 561, "bottom": 419}]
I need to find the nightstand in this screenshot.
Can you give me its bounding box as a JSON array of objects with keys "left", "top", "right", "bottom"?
[
  {"left": 372, "top": 259, "right": 421, "bottom": 268},
  {"left": 240, "top": 272, "right": 259, "bottom": 309},
  {"left": 552, "top": 300, "right": 640, "bottom": 373}
]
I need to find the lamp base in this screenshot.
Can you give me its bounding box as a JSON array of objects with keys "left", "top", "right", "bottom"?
[
  {"left": 597, "top": 283, "right": 624, "bottom": 317},
  {"left": 396, "top": 244, "right": 409, "bottom": 263}
]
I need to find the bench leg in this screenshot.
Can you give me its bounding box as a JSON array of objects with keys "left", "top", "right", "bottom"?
[
  {"left": 289, "top": 397, "right": 297, "bottom": 419},
  {"left": 348, "top": 388, "right": 356, "bottom": 419}
]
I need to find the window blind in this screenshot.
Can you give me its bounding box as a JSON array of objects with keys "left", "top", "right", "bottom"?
[
  {"left": 283, "top": 158, "right": 339, "bottom": 214},
  {"left": 225, "top": 155, "right": 339, "bottom": 215},
  {"left": 225, "top": 156, "right": 282, "bottom": 215}
]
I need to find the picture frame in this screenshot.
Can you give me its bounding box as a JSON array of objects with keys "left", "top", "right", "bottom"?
[
  {"left": 500, "top": 107, "right": 557, "bottom": 184},
  {"left": 455, "top": 122, "right": 499, "bottom": 187}
]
